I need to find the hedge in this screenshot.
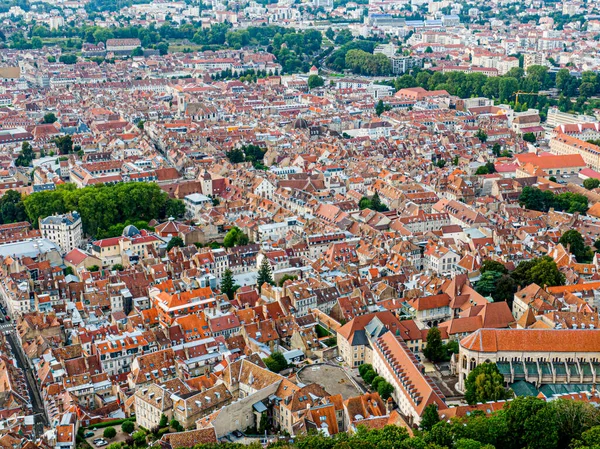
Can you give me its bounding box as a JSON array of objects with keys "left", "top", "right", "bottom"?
[{"left": 88, "top": 418, "right": 135, "bottom": 429}]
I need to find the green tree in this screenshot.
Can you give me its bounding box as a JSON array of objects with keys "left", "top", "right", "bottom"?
[
  {"left": 226, "top": 148, "right": 245, "bottom": 164},
  {"left": 256, "top": 257, "right": 274, "bottom": 292},
  {"left": 278, "top": 274, "right": 297, "bottom": 287},
  {"left": 423, "top": 327, "right": 445, "bottom": 363},
  {"left": 425, "top": 421, "right": 454, "bottom": 448},
  {"left": 223, "top": 226, "right": 249, "bottom": 248},
  {"left": 583, "top": 178, "right": 600, "bottom": 190},
  {"left": 164, "top": 198, "right": 185, "bottom": 219},
  {"left": 377, "top": 380, "right": 394, "bottom": 400},
  {"left": 572, "top": 425, "right": 600, "bottom": 449},
  {"left": 504, "top": 396, "right": 558, "bottom": 449},
  {"left": 112, "top": 264, "right": 124, "bottom": 271},
  {"left": 560, "top": 229, "right": 592, "bottom": 263},
  {"left": 376, "top": 100, "right": 385, "bottom": 116},
  {"left": 220, "top": 269, "right": 239, "bottom": 300},
  {"left": 475, "top": 129, "right": 488, "bottom": 143},
  {"left": 103, "top": 427, "right": 117, "bottom": 439},
  {"left": 43, "top": 112, "right": 57, "bottom": 124},
  {"left": 15, "top": 141, "right": 34, "bottom": 167},
  {"left": 264, "top": 351, "right": 288, "bottom": 373},
  {"left": 480, "top": 259, "right": 507, "bottom": 274},
  {"left": 420, "top": 404, "right": 440, "bottom": 431},
  {"left": 170, "top": 418, "right": 183, "bottom": 432},
  {"left": 59, "top": 54, "right": 77, "bottom": 64},
  {"left": 528, "top": 257, "right": 565, "bottom": 287},
  {"left": 491, "top": 143, "right": 501, "bottom": 157},
  {"left": 494, "top": 274, "right": 518, "bottom": 306},
  {"left": 31, "top": 36, "right": 43, "bottom": 49},
  {"left": 360, "top": 191, "right": 389, "bottom": 212},
  {"left": 54, "top": 135, "right": 73, "bottom": 154},
  {"left": 359, "top": 196, "right": 373, "bottom": 210},
  {"left": 131, "top": 430, "right": 146, "bottom": 446},
  {"left": 464, "top": 362, "right": 512, "bottom": 405},
  {"left": 258, "top": 411, "right": 268, "bottom": 434},
  {"left": 121, "top": 420, "right": 134, "bottom": 434},
  {"left": 475, "top": 271, "right": 503, "bottom": 297},
  {"left": 88, "top": 265, "right": 99, "bottom": 272},
  {"left": 156, "top": 42, "right": 168, "bottom": 55},
  {"left": 475, "top": 162, "right": 496, "bottom": 175},
  {"left": 308, "top": 74, "right": 324, "bottom": 89},
  {"left": 166, "top": 236, "right": 184, "bottom": 251},
  {"left": 523, "top": 132, "right": 537, "bottom": 143},
  {"left": 131, "top": 47, "right": 144, "bottom": 57},
  {"left": 445, "top": 340, "right": 459, "bottom": 358},
  {"left": 551, "top": 399, "right": 600, "bottom": 448},
  {"left": 362, "top": 368, "right": 377, "bottom": 384},
  {"left": 159, "top": 414, "right": 168, "bottom": 428},
  {"left": 371, "top": 375, "right": 385, "bottom": 390}
]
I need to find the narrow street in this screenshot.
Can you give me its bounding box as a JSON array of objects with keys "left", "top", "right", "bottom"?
[{"left": 6, "top": 332, "right": 48, "bottom": 426}]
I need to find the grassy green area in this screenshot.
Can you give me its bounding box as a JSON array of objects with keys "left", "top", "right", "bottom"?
[{"left": 316, "top": 324, "right": 331, "bottom": 338}]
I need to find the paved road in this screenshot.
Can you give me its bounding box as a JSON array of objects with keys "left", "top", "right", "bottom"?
[{"left": 6, "top": 332, "right": 48, "bottom": 426}]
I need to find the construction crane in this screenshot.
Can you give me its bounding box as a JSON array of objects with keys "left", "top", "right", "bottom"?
[{"left": 514, "top": 91, "right": 549, "bottom": 108}]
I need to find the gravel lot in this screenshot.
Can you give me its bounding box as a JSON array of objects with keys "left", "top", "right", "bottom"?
[{"left": 297, "top": 364, "right": 361, "bottom": 399}]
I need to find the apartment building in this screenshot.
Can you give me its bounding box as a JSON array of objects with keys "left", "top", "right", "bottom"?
[
  {"left": 39, "top": 212, "right": 82, "bottom": 254},
  {"left": 372, "top": 331, "right": 446, "bottom": 426},
  {"left": 549, "top": 133, "right": 600, "bottom": 171}
]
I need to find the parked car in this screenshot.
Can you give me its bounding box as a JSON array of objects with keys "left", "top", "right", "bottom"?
[
  {"left": 84, "top": 431, "right": 94, "bottom": 438},
  {"left": 335, "top": 356, "right": 343, "bottom": 363}
]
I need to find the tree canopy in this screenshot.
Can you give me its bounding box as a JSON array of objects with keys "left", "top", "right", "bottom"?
[
  {"left": 223, "top": 227, "right": 250, "bottom": 248},
  {"left": 519, "top": 186, "right": 588, "bottom": 214},
  {"left": 359, "top": 192, "right": 389, "bottom": 212},
  {"left": 184, "top": 397, "right": 600, "bottom": 449},
  {"left": 583, "top": 178, "right": 600, "bottom": 190},
  {"left": 559, "top": 230, "right": 592, "bottom": 263},
  {"left": 23, "top": 182, "right": 184, "bottom": 237},
  {"left": 464, "top": 363, "right": 512, "bottom": 405},
  {"left": 263, "top": 351, "right": 288, "bottom": 373}
]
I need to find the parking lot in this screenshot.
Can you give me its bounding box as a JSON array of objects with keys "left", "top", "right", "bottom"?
[
  {"left": 297, "top": 364, "right": 362, "bottom": 399},
  {"left": 85, "top": 427, "right": 131, "bottom": 448}
]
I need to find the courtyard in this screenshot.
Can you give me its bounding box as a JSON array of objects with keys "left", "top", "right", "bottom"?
[{"left": 297, "top": 364, "right": 362, "bottom": 400}]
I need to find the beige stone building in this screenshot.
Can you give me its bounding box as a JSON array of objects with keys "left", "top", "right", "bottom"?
[
  {"left": 457, "top": 328, "right": 600, "bottom": 391},
  {"left": 134, "top": 384, "right": 174, "bottom": 430}
]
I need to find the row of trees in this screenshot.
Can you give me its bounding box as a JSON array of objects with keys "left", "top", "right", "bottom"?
[
  {"left": 190, "top": 396, "right": 600, "bottom": 449},
  {"left": 23, "top": 182, "right": 184, "bottom": 237},
  {"left": 393, "top": 65, "right": 554, "bottom": 114},
  {"left": 519, "top": 186, "right": 589, "bottom": 214},
  {"left": 358, "top": 364, "right": 394, "bottom": 400}
]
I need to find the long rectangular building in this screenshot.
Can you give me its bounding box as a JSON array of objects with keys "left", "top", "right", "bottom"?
[
  {"left": 458, "top": 329, "right": 600, "bottom": 391},
  {"left": 549, "top": 132, "right": 600, "bottom": 171},
  {"left": 372, "top": 331, "right": 446, "bottom": 426}
]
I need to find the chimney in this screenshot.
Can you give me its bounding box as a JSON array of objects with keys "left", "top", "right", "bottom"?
[{"left": 386, "top": 397, "right": 393, "bottom": 414}]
